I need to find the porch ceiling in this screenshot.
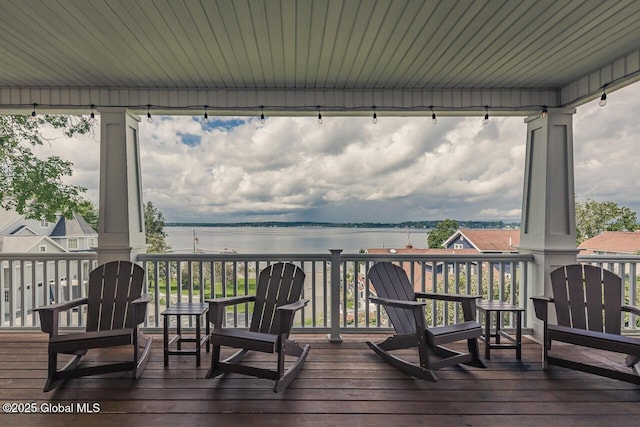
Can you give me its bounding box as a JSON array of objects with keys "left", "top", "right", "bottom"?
[{"left": 0, "top": 0, "right": 639, "bottom": 115}]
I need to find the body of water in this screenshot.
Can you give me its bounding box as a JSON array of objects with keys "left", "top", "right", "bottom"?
[{"left": 165, "top": 226, "right": 430, "bottom": 254}]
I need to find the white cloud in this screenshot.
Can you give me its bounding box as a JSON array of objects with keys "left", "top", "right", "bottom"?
[{"left": 31, "top": 82, "right": 640, "bottom": 223}]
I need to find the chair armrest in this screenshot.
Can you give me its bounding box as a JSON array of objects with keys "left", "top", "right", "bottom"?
[
  {"left": 207, "top": 295, "right": 256, "bottom": 307},
  {"left": 370, "top": 295, "right": 426, "bottom": 309},
  {"left": 415, "top": 292, "right": 481, "bottom": 302},
  {"left": 531, "top": 296, "right": 552, "bottom": 322},
  {"left": 415, "top": 292, "right": 481, "bottom": 320},
  {"left": 207, "top": 295, "right": 256, "bottom": 327},
  {"left": 133, "top": 293, "right": 152, "bottom": 304},
  {"left": 623, "top": 304, "right": 640, "bottom": 317},
  {"left": 276, "top": 299, "right": 310, "bottom": 335},
  {"left": 277, "top": 299, "right": 309, "bottom": 313},
  {"left": 33, "top": 297, "right": 88, "bottom": 335},
  {"left": 132, "top": 293, "right": 151, "bottom": 325}
]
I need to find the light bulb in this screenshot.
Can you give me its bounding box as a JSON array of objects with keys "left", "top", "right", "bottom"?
[
  {"left": 431, "top": 109, "right": 437, "bottom": 125},
  {"left": 29, "top": 103, "right": 37, "bottom": 122},
  {"left": 260, "top": 106, "right": 265, "bottom": 124},
  {"left": 318, "top": 112, "right": 323, "bottom": 124},
  {"left": 599, "top": 92, "right": 607, "bottom": 107},
  {"left": 541, "top": 106, "right": 548, "bottom": 118},
  {"left": 483, "top": 113, "right": 489, "bottom": 125},
  {"left": 372, "top": 111, "right": 377, "bottom": 124},
  {"left": 203, "top": 111, "right": 209, "bottom": 123}
]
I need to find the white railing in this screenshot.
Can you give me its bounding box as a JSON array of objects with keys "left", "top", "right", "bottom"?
[
  {"left": 136, "top": 251, "right": 533, "bottom": 340},
  {"left": 5, "top": 251, "right": 640, "bottom": 337},
  {"left": 0, "top": 253, "right": 98, "bottom": 327}
]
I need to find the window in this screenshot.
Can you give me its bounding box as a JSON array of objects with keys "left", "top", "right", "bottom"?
[
  {"left": 3, "top": 290, "right": 8, "bottom": 303},
  {"left": 453, "top": 243, "right": 464, "bottom": 250},
  {"left": 40, "top": 220, "right": 49, "bottom": 228},
  {"left": 88, "top": 238, "right": 96, "bottom": 247},
  {"left": 39, "top": 245, "right": 47, "bottom": 253},
  {"left": 68, "top": 239, "right": 78, "bottom": 250}
]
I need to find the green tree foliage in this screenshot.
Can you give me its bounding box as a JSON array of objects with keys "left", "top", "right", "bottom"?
[
  {"left": 427, "top": 219, "right": 459, "bottom": 248},
  {"left": 0, "top": 114, "right": 91, "bottom": 221},
  {"left": 575, "top": 198, "right": 638, "bottom": 244},
  {"left": 76, "top": 199, "right": 99, "bottom": 231},
  {"left": 145, "top": 201, "right": 171, "bottom": 253}
]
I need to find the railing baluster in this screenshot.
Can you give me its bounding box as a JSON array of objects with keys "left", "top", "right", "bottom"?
[
  {"left": 19, "top": 251, "right": 640, "bottom": 336},
  {"left": 329, "top": 250, "right": 342, "bottom": 342}
]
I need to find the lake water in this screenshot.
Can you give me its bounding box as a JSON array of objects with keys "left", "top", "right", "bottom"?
[{"left": 165, "top": 226, "right": 430, "bottom": 254}]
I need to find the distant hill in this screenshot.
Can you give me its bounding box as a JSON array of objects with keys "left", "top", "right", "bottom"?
[{"left": 166, "top": 221, "right": 519, "bottom": 229}]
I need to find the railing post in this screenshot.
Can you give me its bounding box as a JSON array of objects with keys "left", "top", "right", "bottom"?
[{"left": 328, "top": 249, "right": 343, "bottom": 342}]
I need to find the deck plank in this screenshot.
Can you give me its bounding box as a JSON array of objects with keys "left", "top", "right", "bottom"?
[{"left": 0, "top": 333, "right": 639, "bottom": 426}]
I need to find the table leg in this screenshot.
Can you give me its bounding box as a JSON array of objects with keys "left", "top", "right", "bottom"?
[
  {"left": 176, "top": 314, "right": 182, "bottom": 351},
  {"left": 484, "top": 310, "right": 491, "bottom": 360},
  {"left": 205, "top": 311, "right": 210, "bottom": 352},
  {"left": 196, "top": 314, "right": 201, "bottom": 367},
  {"left": 163, "top": 315, "right": 169, "bottom": 367},
  {"left": 516, "top": 311, "right": 522, "bottom": 360}
]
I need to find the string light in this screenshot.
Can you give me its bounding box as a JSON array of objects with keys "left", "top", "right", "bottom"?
[
  {"left": 483, "top": 106, "right": 489, "bottom": 125},
  {"left": 203, "top": 105, "right": 209, "bottom": 123},
  {"left": 260, "top": 106, "right": 265, "bottom": 124},
  {"left": 599, "top": 87, "right": 607, "bottom": 107},
  {"left": 22, "top": 96, "right": 621, "bottom": 121},
  {"left": 29, "top": 103, "right": 37, "bottom": 122},
  {"left": 541, "top": 105, "right": 548, "bottom": 118}
]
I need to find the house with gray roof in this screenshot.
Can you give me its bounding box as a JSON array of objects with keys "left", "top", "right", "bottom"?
[{"left": 1, "top": 209, "right": 97, "bottom": 321}]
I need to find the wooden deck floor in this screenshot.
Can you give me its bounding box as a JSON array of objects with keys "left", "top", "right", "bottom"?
[{"left": 1, "top": 332, "right": 639, "bottom": 426}]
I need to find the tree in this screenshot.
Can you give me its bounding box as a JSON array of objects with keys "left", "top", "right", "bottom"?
[
  {"left": 0, "top": 114, "right": 91, "bottom": 221},
  {"left": 76, "top": 199, "right": 99, "bottom": 232},
  {"left": 428, "top": 219, "right": 459, "bottom": 248},
  {"left": 144, "top": 201, "right": 171, "bottom": 253},
  {"left": 575, "top": 198, "right": 638, "bottom": 244}
]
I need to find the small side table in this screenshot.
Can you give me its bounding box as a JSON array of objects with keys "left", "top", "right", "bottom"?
[
  {"left": 476, "top": 300, "right": 524, "bottom": 360},
  {"left": 161, "top": 302, "right": 210, "bottom": 367}
]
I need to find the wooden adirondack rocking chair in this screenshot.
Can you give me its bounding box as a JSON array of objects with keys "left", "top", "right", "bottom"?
[
  {"left": 532, "top": 264, "right": 640, "bottom": 384},
  {"left": 34, "top": 260, "right": 152, "bottom": 392},
  {"left": 206, "top": 262, "right": 310, "bottom": 392},
  {"left": 366, "top": 262, "right": 485, "bottom": 381}
]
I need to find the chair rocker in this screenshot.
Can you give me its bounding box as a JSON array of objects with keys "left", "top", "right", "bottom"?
[
  {"left": 366, "top": 262, "right": 485, "bottom": 381},
  {"left": 206, "top": 262, "right": 310, "bottom": 392},
  {"left": 34, "top": 260, "right": 152, "bottom": 392},
  {"left": 532, "top": 264, "right": 640, "bottom": 384}
]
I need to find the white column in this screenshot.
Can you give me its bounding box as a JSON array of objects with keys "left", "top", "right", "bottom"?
[
  {"left": 95, "top": 108, "right": 147, "bottom": 264},
  {"left": 519, "top": 109, "right": 579, "bottom": 340}
]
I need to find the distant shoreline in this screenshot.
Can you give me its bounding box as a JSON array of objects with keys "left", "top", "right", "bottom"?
[{"left": 165, "top": 221, "right": 519, "bottom": 229}]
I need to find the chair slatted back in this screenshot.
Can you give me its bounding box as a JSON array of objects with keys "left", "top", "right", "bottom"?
[
  {"left": 86, "top": 261, "right": 145, "bottom": 332},
  {"left": 550, "top": 264, "right": 622, "bottom": 334},
  {"left": 368, "top": 262, "right": 417, "bottom": 335},
  {"left": 250, "top": 263, "right": 306, "bottom": 335}
]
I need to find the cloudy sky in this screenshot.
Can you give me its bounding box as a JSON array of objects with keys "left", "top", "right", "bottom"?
[{"left": 34, "top": 82, "right": 640, "bottom": 224}]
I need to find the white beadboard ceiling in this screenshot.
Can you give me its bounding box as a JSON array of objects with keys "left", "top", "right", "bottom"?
[{"left": 0, "top": 0, "right": 639, "bottom": 115}]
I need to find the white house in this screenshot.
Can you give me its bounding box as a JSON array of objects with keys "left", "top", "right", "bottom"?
[{"left": 0, "top": 209, "right": 97, "bottom": 322}]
